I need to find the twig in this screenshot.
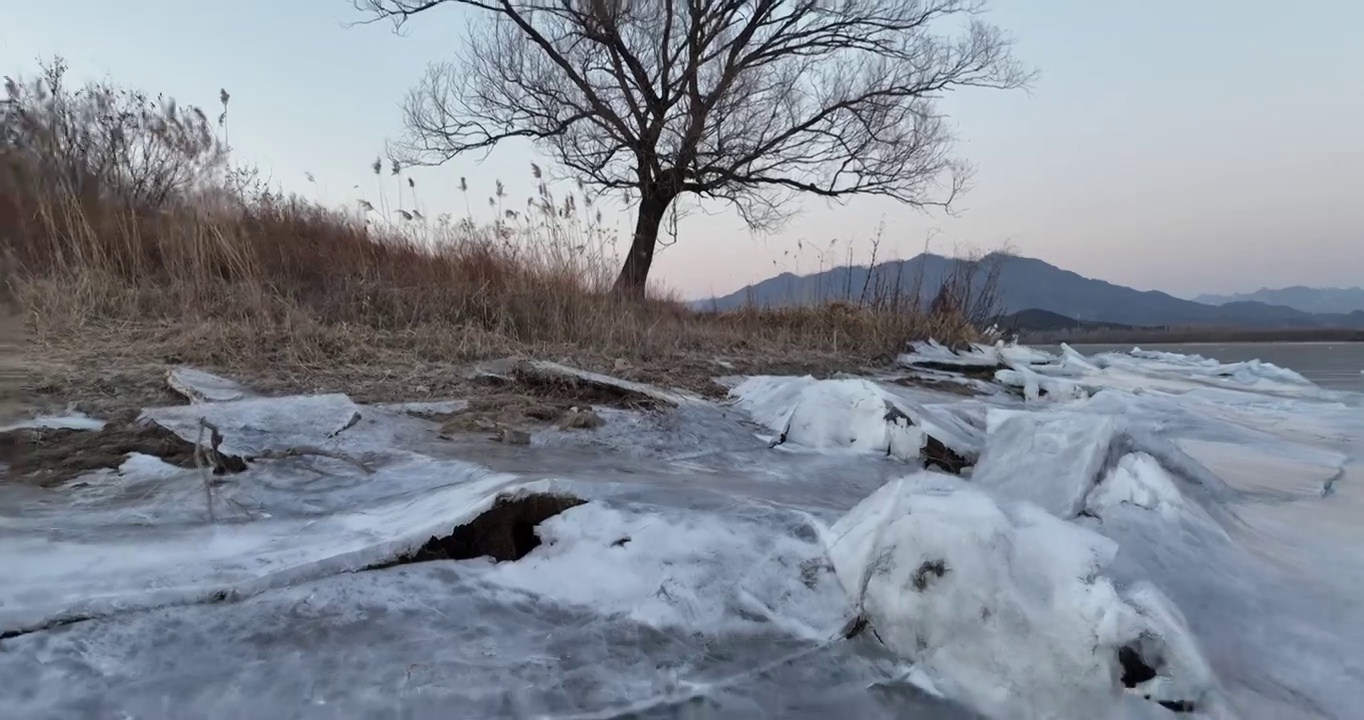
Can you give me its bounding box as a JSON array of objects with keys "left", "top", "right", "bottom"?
[{"left": 194, "top": 419, "right": 216, "bottom": 523}]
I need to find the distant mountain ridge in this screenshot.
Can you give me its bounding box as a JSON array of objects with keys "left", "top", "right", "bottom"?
[
  {"left": 1194, "top": 286, "right": 1364, "bottom": 315},
  {"left": 699, "top": 253, "right": 1364, "bottom": 330}
]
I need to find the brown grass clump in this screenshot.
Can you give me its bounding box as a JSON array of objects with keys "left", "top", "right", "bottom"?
[{"left": 2, "top": 59, "right": 981, "bottom": 414}]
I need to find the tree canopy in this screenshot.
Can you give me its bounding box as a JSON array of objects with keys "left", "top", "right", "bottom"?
[{"left": 357, "top": 0, "right": 1031, "bottom": 296}]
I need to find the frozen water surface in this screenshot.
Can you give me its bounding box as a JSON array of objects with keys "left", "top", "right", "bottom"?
[{"left": 2, "top": 344, "right": 1361, "bottom": 719}]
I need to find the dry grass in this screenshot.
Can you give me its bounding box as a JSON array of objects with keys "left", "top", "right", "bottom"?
[
  {"left": 1, "top": 65, "right": 977, "bottom": 416},
  {"left": 6, "top": 187, "right": 972, "bottom": 415}
]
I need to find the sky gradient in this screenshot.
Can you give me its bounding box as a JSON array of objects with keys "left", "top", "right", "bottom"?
[{"left": 4, "top": 0, "right": 1362, "bottom": 300}]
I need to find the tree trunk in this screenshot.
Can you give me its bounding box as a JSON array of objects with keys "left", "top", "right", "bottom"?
[{"left": 612, "top": 187, "right": 674, "bottom": 299}]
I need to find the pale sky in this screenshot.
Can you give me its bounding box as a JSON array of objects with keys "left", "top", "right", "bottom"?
[{"left": 4, "top": 0, "right": 1362, "bottom": 300}]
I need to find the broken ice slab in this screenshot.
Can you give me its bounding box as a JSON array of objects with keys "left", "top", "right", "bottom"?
[
  {"left": 143, "top": 393, "right": 368, "bottom": 457},
  {"left": 971, "top": 409, "right": 1118, "bottom": 518},
  {"left": 165, "top": 366, "right": 258, "bottom": 404},
  {"left": 466, "top": 357, "right": 704, "bottom": 407}
]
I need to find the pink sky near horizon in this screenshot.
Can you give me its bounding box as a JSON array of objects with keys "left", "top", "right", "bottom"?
[{"left": 4, "top": 0, "right": 1362, "bottom": 300}]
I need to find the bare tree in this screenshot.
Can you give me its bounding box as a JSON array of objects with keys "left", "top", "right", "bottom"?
[{"left": 356, "top": 0, "right": 1032, "bottom": 297}]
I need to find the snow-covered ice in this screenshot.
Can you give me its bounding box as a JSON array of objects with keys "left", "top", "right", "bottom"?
[
  {"left": 2, "top": 346, "right": 1362, "bottom": 719},
  {"left": 825, "top": 473, "right": 1221, "bottom": 718}
]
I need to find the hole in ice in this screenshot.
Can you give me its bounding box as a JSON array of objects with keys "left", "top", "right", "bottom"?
[
  {"left": 911, "top": 559, "right": 949, "bottom": 591},
  {"left": 882, "top": 401, "right": 970, "bottom": 474},
  {"left": 842, "top": 615, "right": 871, "bottom": 639},
  {"left": 1118, "top": 642, "right": 1200, "bottom": 714},
  {"left": 883, "top": 402, "right": 914, "bottom": 426},
  {"left": 373, "top": 492, "right": 586, "bottom": 567},
  {"left": 1118, "top": 645, "right": 1158, "bottom": 687},
  {"left": 921, "top": 436, "right": 969, "bottom": 475}
]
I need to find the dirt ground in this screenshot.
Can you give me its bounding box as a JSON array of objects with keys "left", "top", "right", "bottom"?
[{"left": 16, "top": 327, "right": 890, "bottom": 422}]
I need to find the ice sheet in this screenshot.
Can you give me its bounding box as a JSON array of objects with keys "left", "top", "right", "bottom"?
[
  {"left": 0, "top": 458, "right": 527, "bottom": 636},
  {"left": 3, "top": 347, "right": 1362, "bottom": 719}
]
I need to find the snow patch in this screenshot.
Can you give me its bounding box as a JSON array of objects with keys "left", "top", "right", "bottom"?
[{"left": 1086, "top": 452, "right": 1187, "bottom": 519}]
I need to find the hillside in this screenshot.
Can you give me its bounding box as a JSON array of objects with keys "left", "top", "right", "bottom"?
[
  {"left": 700, "top": 253, "right": 1364, "bottom": 330},
  {"left": 1194, "top": 286, "right": 1364, "bottom": 315}
]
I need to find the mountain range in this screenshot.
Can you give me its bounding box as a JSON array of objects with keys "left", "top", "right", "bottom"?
[
  {"left": 699, "top": 253, "right": 1364, "bottom": 330},
  {"left": 1194, "top": 286, "right": 1364, "bottom": 315}
]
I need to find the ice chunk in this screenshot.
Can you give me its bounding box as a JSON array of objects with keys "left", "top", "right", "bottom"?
[
  {"left": 1059, "top": 343, "right": 1104, "bottom": 372},
  {"left": 1086, "top": 452, "right": 1187, "bottom": 519},
  {"left": 165, "top": 366, "right": 256, "bottom": 403},
  {"left": 898, "top": 340, "right": 1005, "bottom": 368},
  {"left": 731, "top": 377, "right": 925, "bottom": 461},
  {"left": 824, "top": 474, "right": 1184, "bottom": 719},
  {"left": 1119, "top": 348, "right": 1314, "bottom": 389},
  {"left": 996, "top": 365, "right": 1090, "bottom": 403},
  {"left": 729, "top": 375, "right": 820, "bottom": 437},
  {"left": 142, "top": 393, "right": 367, "bottom": 456},
  {"left": 996, "top": 341, "right": 1056, "bottom": 366},
  {"left": 780, "top": 379, "right": 923, "bottom": 459},
  {"left": 995, "top": 367, "right": 1040, "bottom": 401},
  {"left": 477, "top": 502, "right": 849, "bottom": 639},
  {"left": 972, "top": 410, "right": 1118, "bottom": 518}
]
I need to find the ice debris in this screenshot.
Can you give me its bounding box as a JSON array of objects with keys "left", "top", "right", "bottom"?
[
  {"left": 730, "top": 376, "right": 926, "bottom": 462},
  {"left": 824, "top": 473, "right": 1217, "bottom": 718},
  {"left": 972, "top": 410, "right": 1119, "bottom": 518},
  {"left": 1086, "top": 452, "right": 1188, "bottom": 520}
]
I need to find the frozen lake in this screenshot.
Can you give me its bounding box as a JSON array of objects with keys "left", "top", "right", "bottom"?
[{"left": 1, "top": 344, "right": 1361, "bottom": 719}]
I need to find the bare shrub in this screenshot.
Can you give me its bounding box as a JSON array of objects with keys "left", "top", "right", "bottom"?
[{"left": 1, "top": 57, "right": 228, "bottom": 211}]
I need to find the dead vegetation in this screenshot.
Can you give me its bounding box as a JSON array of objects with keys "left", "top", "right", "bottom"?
[
  {"left": 435, "top": 394, "right": 605, "bottom": 439},
  {"left": 2, "top": 59, "right": 987, "bottom": 418}
]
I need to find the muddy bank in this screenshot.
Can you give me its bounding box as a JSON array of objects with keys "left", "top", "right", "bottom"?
[{"left": 0, "top": 418, "right": 246, "bottom": 486}]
